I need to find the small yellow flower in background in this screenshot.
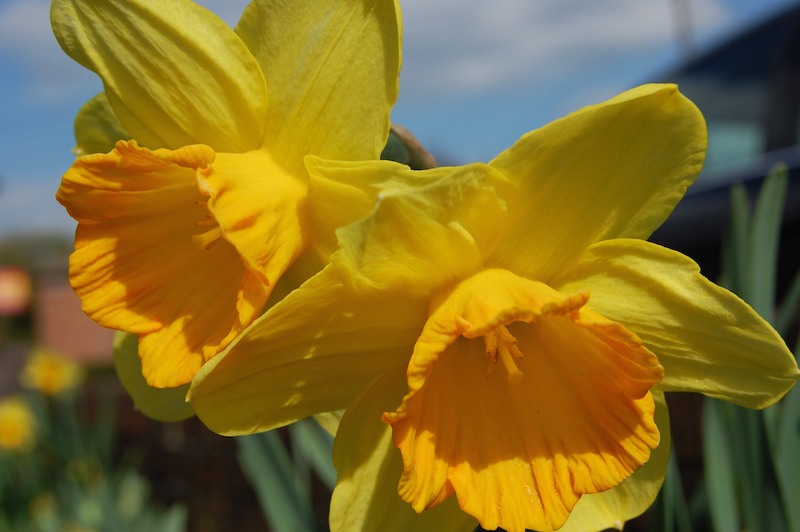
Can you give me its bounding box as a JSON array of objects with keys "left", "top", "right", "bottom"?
[
  {"left": 0, "top": 396, "right": 36, "bottom": 452},
  {"left": 52, "top": 0, "right": 402, "bottom": 388},
  {"left": 22, "top": 348, "right": 85, "bottom": 396},
  {"left": 189, "top": 84, "right": 799, "bottom": 532}
]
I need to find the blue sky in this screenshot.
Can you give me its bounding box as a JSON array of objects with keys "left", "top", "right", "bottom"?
[{"left": 0, "top": 0, "right": 796, "bottom": 236}]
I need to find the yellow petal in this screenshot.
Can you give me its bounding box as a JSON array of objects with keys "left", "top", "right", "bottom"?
[
  {"left": 330, "top": 369, "right": 477, "bottom": 532},
  {"left": 558, "top": 389, "right": 671, "bottom": 531},
  {"left": 73, "top": 92, "right": 128, "bottom": 156},
  {"left": 489, "top": 84, "right": 707, "bottom": 282},
  {"left": 189, "top": 265, "right": 425, "bottom": 436},
  {"left": 197, "top": 151, "right": 310, "bottom": 289},
  {"left": 554, "top": 238, "right": 799, "bottom": 409},
  {"left": 51, "top": 0, "right": 267, "bottom": 152},
  {"left": 305, "top": 156, "right": 443, "bottom": 261},
  {"left": 332, "top": 163, "right": 513, "bottom": 294},
  {"left": 57, "top": 141, "right": 269, "bottom": 387},
  {"left": 384, "top": 269, "right": 663, "bottom": 532},
  {"left": 113, "top": 332, "right": 194, "bottom": 422},
  {"left": 236, "top": 0, "right": 401, "bottom": 171}
]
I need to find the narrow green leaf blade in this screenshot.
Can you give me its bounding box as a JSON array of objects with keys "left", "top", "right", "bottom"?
[
  {"left": 703, "top": 399, "right": 740, "bottom": 532},
  {"left": 236, "top": 431, "right": 319, "bottom": 532},
  {"left": 748, "top": 163, "right": 788, "bottom": 322}
]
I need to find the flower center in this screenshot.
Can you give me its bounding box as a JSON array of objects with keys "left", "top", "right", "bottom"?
[
  {"left": 192, "top": 200, "right": 224, "bottom": 250},
  {"left": 483, "top": 324, "right": 524, "bottom": 384}
]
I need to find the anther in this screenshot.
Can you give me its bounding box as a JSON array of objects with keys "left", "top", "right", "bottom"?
[{"left": 483, "top": 324, "right": 524, "bottom": 384}]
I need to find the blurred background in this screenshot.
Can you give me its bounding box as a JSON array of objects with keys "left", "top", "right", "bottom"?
[{"left": 0, "top": 0, "right": 798, "bottom": 530}]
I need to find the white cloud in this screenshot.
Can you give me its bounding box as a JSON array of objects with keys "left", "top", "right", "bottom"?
[
  {"left": 0, "top": 0, "right": 98, "bottom": 103},
  {"left": 398, "top": 0, "right": 731, "bottom": 100},
  {"left": 0, "top": 0, "right": 250, "bottom": 105},
  {"left": 0, "top": 0, "right": 733, "bottom": 106}
]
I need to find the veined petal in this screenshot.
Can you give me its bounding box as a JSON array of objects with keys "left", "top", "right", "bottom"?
[
  {"left": 57, "top": 141, "right": 269, "bottom": 387},
  {"left": 553, "top": 239, "right": 799, "bottom": 408},
  {"left": 236, "top": 0, "right": 401, "bottom": 171},
  {"left": 332, "top": 163, "right": 512, "bottom": 295},
  {"left": 384, "top": 269, "right": 663, "bottom": 532},
  {"left": 51, "top": 0, "right": 267, "bottom": 152},
  {"left": 189, "top": 265, "right": 426, "bottom": 436},
  {"left": 558, "top": 389, "right": 671, "bottom": 531},
  {"left": 305, "top": 156, "right": 443, "bottom": 261},
  {"left": 197, "top": 151, "right": 310, "bottom": 289},
  {"left": 489, "top": 84, "right": 707, "bottom": 282},
  {"left": 330, "top": 369, "right": 476, "bottom": 532},
  {"left": 74, "top": 92, "right": 128, "bottom": 156}
]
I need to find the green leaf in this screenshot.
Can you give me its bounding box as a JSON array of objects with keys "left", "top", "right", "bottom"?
[
  {"left": 747, "top": 163, "right": 788, "bottom": 322},
  {"left": 775, "top": 382, "right": 800, "bottom": 532},
  {"left": 236, "top": 431, "right": 320, "bottom": 532},
  {"left": 726, "top": 182, "right": 751, "bottom": 295},
  {"left": 113, "top": 332, "right": 194, "bottom": 422},
  {"left": 289, "top": 418, "right": 336, "bottom": 490},
  {"left": 73, "top": 92, "right": 128, "bottom": 155},
  {"left": 703, "top": 399, "right": 740, "bottom": 532},
  {"left": 651, "top": 448, "right": 692, "bottom": 532}
]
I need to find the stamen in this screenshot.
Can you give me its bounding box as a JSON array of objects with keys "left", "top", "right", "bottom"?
[
  {"left": 192, "top": 198, "right": 223, "bottom": 249},
  {"left": 192, "top": 226, "right": 223, "bottom": 250},
  {"left": 482, "top": 324, "right": 524, "bottom": 384},
  {"left": 195, "top": 216, "right": 218, "bottom": 228},
  {"left": 497, "top": 340, "right": 524, "bottom": 385}
]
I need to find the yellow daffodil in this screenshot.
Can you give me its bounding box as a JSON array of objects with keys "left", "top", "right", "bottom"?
[
  {"left": 189, "top": 84, "right": 799, "bottom": 532},
  {"left": 52, "top": 0, "right": 401, "bottom": 388},
  {"left": 21, "top": 348, "right": 85, "bottom": 397},
  {"left": 0, "top": 396, "right": 36, "bottom": 453}
]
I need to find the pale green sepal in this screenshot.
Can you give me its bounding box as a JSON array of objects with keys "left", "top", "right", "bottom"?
[
  {"left": 113, "top": 332, "right": 194, "bottom": 422},
  {"left": 51, "top": 0, "right": 267, "bottom": 152},
  {"left": 557, "top": 389, "right": 670, "bottom": 531},
  {"left": 73, "top": 92, "right": 128, "bottom": 156},
  {"left": 554, "top": 239, "right": 799, "bottom": 409},
  {"left": 189, "top": 265, "right": 424, "bottom": 436},
  {"left": 305, "top": 157, "right": 443, "bottom": 261},
  {"left": 330, "top": 369, "right": 477, "bottom": 532},
  {"left": 332, "top": 162, "right": 513, "bottom": 295},
  {"left": 236, "top": 0, "right": 401, "bottom": 170}
]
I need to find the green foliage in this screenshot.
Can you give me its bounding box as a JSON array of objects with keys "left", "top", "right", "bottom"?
[
  {"left": 0, "top": 366, "right": 187, "bottom": 531},
  {"left": 113, "top": 332, "right": 194, "bottom": 422},
  {"left": 236, "top": 418, "right": 335, "bottom": 531},
  {"left": 656, "top": 164, "right": 800, "bottom": 532}
]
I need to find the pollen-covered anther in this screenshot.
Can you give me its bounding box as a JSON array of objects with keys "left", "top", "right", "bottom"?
[{"left": 483, "top": 324, "right": 524, "bottom": 384}]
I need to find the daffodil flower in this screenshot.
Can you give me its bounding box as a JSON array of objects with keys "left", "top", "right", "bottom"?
[
  {"left": 189, "top": 84, "right": 799, "bottom": 531},
  {"left": 21, "top": 348, "right": 85, "bottom": 397},
  {"left": 52, "top": 0, "right": 401, "bottom": 387},
  {"left": 0, "top": 396, "right": 36, "bottom": 453}
]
